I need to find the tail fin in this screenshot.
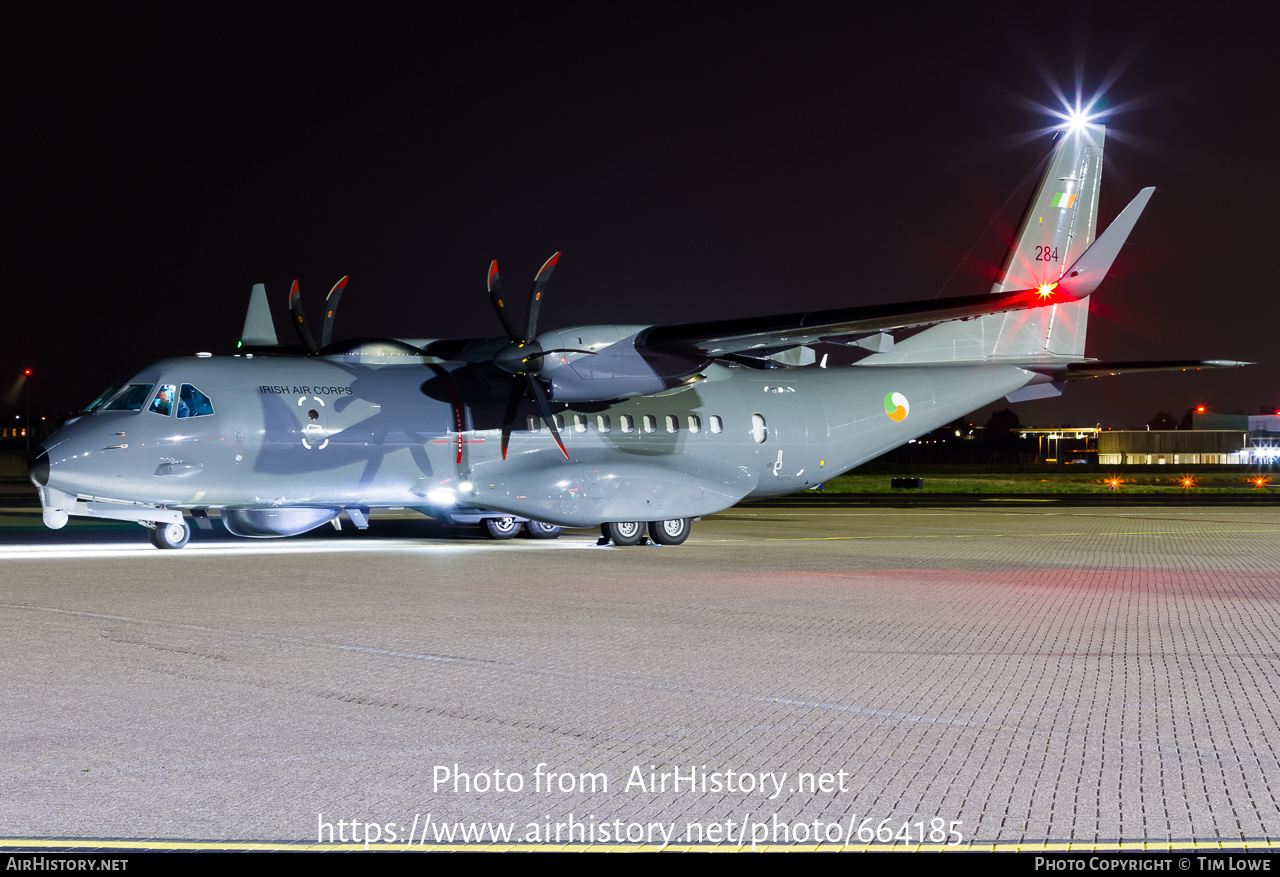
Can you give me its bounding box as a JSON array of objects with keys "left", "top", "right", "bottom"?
[
  {"left": 863, "top": 125, "right": 1110, "bottom": 365},
  {"left": 990, "top": 125, "right": 1105, "bottom": 294},
  {"left": 239, "top": 282, "right": 279, "bottom": 348}
]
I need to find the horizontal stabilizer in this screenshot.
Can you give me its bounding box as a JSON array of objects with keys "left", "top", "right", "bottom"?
[
  {"left": 1055, "top": 188, "right": 1155, "bottom": 299},
  {"left": 1059, "top": 359, "right": 1253, "bottom": 379},
  {"left": 1006, "top": 380, "right": 1064, "bottom": 403},
  {"left": 240, "top": 283, "right": 279, "bottom": 347}
]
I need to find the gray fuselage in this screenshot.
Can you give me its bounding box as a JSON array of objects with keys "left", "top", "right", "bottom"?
[{"left": 36, "top": 352, "right": 1033, "bottom": 528}]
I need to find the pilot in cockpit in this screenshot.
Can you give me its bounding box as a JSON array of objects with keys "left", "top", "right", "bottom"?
[{"left": 149, "top": 385, "right": 174, "bottom": 416}]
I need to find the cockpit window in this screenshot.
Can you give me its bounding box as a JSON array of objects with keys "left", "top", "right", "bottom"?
[
  {"left": 149, "top": 384, "right": 177, "bottom": 416},
  {"left": 179, "top": 384, "right": 215, "bottom": 417},
  {"left": 81, "top": 384, "right": 125, "bottom": 413},
  {"left": 102, "top": 384, "right": 155, "bottom": 411}
]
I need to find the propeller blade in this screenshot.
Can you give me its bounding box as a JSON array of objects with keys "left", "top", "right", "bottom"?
[
  {"left": 320, "top": 275, "right": 349, "bottom": 351},
  {"left": 288, "top": 280, "right": 319, "bottom": 354},
  {"left": 488, "top": 261, "right": 520, "bottom": 342},
  {"left": 526, "top": 375, "right": 569, "bottom": 460},
  {"left": 489, "top": 253, "right": 569, "bottom": 462},
  {"left": 524, "top": 251, "right": 560, "bottom": 343},
  {"left": 500, "top": 373, "right": 528, "bottom": 460}
]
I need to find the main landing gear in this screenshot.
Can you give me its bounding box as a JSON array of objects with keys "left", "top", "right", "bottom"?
[
  {"left": 482, "top": 517, "right": 565, "bottom": 540},
  {"left": 148, "top": 520, "right": 191, "bottom": 550},
  {"left": 648, "top": 517, "right": 691, "bottom": 546},
  {"left": 598, "top": 519, "right": 691, "bottom": 547},
  {"left": 523, "top": 520, "right": 564, "bottom": 539},
  {"left": 483, "top": 516, "right": 522, "bottom": 539}
]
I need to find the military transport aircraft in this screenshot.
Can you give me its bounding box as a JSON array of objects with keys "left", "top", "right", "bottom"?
[{"left": 28, "top": 123, "right": 1246, "bottom": 548}]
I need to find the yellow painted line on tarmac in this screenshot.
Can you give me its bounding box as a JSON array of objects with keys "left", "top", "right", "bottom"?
[{"left": 3, "top": 837, "right": 1279, "bottom": 852}]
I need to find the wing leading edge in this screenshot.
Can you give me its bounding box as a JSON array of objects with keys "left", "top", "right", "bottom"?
[{"left": 641, "top": 185, "right": 1154, "bottom": 360}]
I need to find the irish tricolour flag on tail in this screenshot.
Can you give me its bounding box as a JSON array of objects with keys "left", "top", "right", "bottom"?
[{"left": 1052, "top": 192, "right": 1077, "bottom": 208}]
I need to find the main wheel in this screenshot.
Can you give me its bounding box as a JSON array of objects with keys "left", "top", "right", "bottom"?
[
  {"left": 483, "top": 517, "right": 521, "bottom": 540},
  {"left": 149, "top": 520, "right": 191, "bottom": 549},
  {"left": 601, "top": 521, "right": 644, "bottom": 546},
  {"left": 523, "top": 520, "right": 564, "bottom": 539},
  {"left": 648, "top": 517, "right": 690, "bottom": 546}
]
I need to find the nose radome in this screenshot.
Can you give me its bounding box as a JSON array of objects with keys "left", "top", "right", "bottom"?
[{"left": 28, "top": 449, "right": 49, "bottom": 487}]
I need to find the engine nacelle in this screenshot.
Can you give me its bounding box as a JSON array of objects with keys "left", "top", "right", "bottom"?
[
  {"left": 536, "top": 325, "right": 709, "bottom": 403},
  {"left": 221, "top": 507, "right": 340, "bottom": 538}
]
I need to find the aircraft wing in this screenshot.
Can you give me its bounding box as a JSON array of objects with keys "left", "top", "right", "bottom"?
[
  {"left": 640, "top": 284, "right": 1080, "bottom": 357},
  {"left": 642, "top": 186, "right": 1156, "bottom": 359}
]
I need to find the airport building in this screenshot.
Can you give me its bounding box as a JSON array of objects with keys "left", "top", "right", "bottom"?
[{"left": 1096, "top": 415, "right": 1279, "bottom": 466}]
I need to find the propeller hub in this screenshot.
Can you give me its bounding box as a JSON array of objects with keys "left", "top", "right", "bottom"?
[{"left": 493, "top": 339, "right": 543, "bottom": 376}]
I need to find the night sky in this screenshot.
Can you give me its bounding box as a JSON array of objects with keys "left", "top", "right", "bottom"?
[{"left": 5, "top": 5, "right": 1275, "bottom": 430}]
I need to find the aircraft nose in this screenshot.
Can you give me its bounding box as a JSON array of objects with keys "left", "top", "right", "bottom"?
[{"left": 28, "top": 449, "right": 49, "bottom": 487}]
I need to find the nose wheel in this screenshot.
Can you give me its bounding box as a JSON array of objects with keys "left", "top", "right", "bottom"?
[{"left": 149, "top": 520, "right": 191, "bottom": 550}]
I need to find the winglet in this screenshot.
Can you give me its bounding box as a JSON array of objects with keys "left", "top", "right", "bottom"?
[
  {"left": 1055, "top": 187, "right": 1156, "bottom": 299},
  {"left": 240, "top": 283, "right": 279, "bottom": 347}
]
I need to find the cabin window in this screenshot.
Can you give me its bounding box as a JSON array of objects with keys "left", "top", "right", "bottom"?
[
  {"left": 527, "top": 415, "right": 541, "bottom": 432},
  {"left": 179, "top": 384, "right": 215, "bottom": 417},
  {"left": 620, "top": 414, "right": 634, "bottom": 433},
  {"left": 573, "top": 414, "right": 587, "bottom": 433},
  {"left": 642, "top": 414, "right": 656, "bottom": 434},
  {"left": 751, "top": 413, "right": 768, "bottom": 444},
  {"left": 688, "top": 415, "right": 701, "bottom": 432},
  {"left": 103, "top": 384, "right": 155, "bottom": 412},
  {"left": 665, "top": 415, "right": 678, "bottom": 433},
  {"left": 597, "top": 415, "right": 611, "bottom": 433},
  {"left": 554, "top": 414, "right": 565, "bottom": 431},
  {"left": 710, "top": 415, "right": 723, "bottom": 434}
]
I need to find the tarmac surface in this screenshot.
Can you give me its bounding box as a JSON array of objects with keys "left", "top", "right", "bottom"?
[{"left": 3, "top": 497, "right": 1280, "bottom": 850}]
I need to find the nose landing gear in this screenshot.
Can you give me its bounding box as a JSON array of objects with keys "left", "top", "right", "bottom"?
[{"left": 149, "top": 520, "right": 191, "bottom": 549}]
